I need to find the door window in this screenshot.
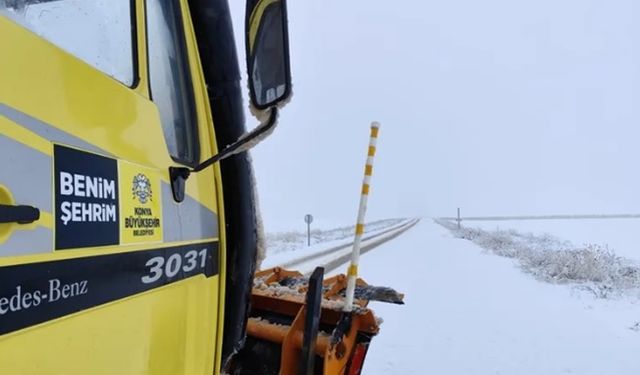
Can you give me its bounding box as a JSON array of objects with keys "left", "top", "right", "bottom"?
[
  {"left": 146, "top": 0, "right": 198, "bottom": 166},
  {"left": 0, "top": 0, "right": 135, "bottom": 85}
]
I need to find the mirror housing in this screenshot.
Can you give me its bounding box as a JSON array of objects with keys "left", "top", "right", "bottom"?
[{"left": 245, "top": 0, "right": 292, "bottom": 110}]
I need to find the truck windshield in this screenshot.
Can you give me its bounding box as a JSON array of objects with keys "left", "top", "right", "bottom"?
[{"left": 0, "top": 0, "right": 134, "bottom": 86}]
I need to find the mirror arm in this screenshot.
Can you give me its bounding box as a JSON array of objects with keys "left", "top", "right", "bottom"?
[
  {"left": 194, "top": 107, "right": 278, "bottom": 172},
  {"left": 169, "top": 107, "right": 278, "bottom": 202}
]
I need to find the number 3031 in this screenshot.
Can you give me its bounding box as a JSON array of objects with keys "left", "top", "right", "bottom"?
[{"left": 142, "top": 249, "right": 208, "bottom": 284}]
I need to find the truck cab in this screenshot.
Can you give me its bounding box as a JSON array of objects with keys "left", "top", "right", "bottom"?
[{"left": 0, "top": 0, "right": 290, "bottom": 373}]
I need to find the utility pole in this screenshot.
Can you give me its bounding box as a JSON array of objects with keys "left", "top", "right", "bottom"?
[{"left": 457, "top": 207, "right": 461, "bottom": 229}]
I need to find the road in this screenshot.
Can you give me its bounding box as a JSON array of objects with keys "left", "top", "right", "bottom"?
[
  {"left": 263, "top": 218, "right": 419, "bottom": 274},
  {"left": 355, "top": 220, "right": 639, "bottom": 375}
]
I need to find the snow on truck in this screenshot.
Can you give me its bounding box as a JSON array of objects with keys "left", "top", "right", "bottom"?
[{"left": 0, "top": 0, "right": 402, "bottom": 374}]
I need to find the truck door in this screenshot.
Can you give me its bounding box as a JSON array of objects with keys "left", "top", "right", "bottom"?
[{"left": 0, "top": 1, "right": 223, "bottom": 374}]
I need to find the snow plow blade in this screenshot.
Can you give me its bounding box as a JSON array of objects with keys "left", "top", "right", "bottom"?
[{"left": 230, "top": 267, "right": 403, "bottom": 375}]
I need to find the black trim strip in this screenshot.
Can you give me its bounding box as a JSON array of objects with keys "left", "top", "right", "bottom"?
[
  {"left": 129, "top": 0, "right": 141, "bottom": 89},
  {"left": 186, "top": 0, "right": 257, "bottom": 367},
  {"left": 0, "top": 241, "right": 219, "bottom": 335}
]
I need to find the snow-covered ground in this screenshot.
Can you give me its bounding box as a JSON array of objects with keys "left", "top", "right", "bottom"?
[
  {"left": 466, "top": 218, "right": 640, "bottom": 262},
  {"left": 359, "top": 220, "right": 640, "bottom": 375},
  {"left": 259, "top": 218, "right": 640, "bottom": 373},
  {"left": 262, "top": 218, "right": 408, "bottom": 269}
]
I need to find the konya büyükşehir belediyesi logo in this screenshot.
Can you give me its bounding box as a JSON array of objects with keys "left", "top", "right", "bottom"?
[
  {"left": 132, "top": 173, "right": 152, "bottom": 204},
  {"left": 120, "top": 164, "right": 162, "bottom": 244}
]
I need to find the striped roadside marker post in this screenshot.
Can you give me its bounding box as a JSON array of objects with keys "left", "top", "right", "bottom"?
[{"left": 343, "top": 121, "right": 380, "bottom": 313}]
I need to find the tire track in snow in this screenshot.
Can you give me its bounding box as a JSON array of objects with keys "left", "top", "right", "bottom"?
[{"left": 276, "top": 218, "right": 420, "bottom": 275}]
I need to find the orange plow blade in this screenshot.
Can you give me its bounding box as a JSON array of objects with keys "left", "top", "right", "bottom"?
[{"left": 229, "top": 267, "right": 403, "bottom": 375}]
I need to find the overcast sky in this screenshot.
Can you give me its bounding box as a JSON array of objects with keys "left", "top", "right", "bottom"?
[{"left": 230, "top": 0, "right": 639, "bottom": 231}]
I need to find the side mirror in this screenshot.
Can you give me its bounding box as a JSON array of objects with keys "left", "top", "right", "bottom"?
[
  {"left": 245, "top": 0, "right": 291, "bottom": 110},
  {"left": 168, "top": 0, "right": 292, "bottom": 202}
]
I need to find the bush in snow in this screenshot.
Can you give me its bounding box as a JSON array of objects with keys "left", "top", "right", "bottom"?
[{"left": 435, "top": 219, "right": 640, "bottom": 299}]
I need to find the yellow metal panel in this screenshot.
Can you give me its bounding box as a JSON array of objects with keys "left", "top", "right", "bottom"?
[
  {"left": 0, "top": 117, "right": 53, "bottom": 156},
  {"left": 0, "top": 2, "right": 225, "bottom": 373},
  {"left": 0, "top": 238, "right": 218, "bottom": 268},
  {"left": 0, "top": 16, "right": 172, "bottom": 173},
  {"left": 0, "top": 275, "right": 218, "bottom": 375}
]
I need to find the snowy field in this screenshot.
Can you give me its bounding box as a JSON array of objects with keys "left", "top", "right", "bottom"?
[
  {"left": 466, "top": 218, "right": 640, "bottom": 262},
  {"left": 359, "top": 220, "right": 640, "bottom": 375}
]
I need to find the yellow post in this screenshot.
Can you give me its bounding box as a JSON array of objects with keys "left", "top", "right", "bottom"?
[{"left": 343, "top": 121, "right": 380, "bottom": 312}]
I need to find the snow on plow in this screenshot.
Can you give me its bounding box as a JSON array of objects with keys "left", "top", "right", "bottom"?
[{"left": 231, "top": 267, "right": 403, "bottom": 375}]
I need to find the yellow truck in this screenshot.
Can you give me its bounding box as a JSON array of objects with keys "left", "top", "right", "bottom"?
[{"left": 0, "top": 1, "right": 399, "bottom": 373}]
